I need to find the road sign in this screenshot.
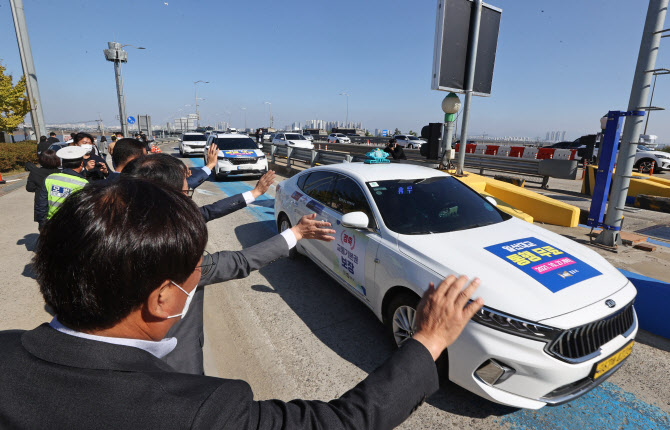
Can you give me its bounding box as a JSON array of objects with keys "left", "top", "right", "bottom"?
[
  {"left": 127, "top": 116, "right": 136, "bottom": 124},
  {"left": 382, "top": 129, "right": 388, "bottom": 137},
  {"left": 431, "top": 0, "right": 502, "bottom": 96}
]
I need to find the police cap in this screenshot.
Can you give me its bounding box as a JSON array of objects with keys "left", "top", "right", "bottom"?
[{"left": 56, "top": 146, "right": 87, "bottom": 160}]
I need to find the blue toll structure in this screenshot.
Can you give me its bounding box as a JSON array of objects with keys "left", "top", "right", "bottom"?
[{"left": 586, "top": 110, "right": 644, "bottom": 230}]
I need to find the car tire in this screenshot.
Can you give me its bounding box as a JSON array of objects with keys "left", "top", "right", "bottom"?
[
  {"left": 408, "top": 144, "right": 414, "bottom": 149},
  {"left": 336, "top": 139, "right": 340, "bottom": 143},
  {"left": 278, "top": 214, "right": 298, "bottom": 259},
  {"left": 179, "top": 146, "right": 185, "bottom": 157},
  {"left": 385, "top": 291, "right": 450, "bottom": 385},
  {"left": 635, "top": 158, "right": 657, "bottom": 173}
]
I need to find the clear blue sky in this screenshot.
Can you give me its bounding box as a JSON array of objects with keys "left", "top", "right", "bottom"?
[{"left": 1, "top": 0, "right": 668, "bottom": 141}]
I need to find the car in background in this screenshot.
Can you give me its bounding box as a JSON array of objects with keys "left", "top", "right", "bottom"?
[
  {"left": 274, "top": 162, "right": 637, "bottom": 409},
  {"left": 302, "top": 131, "right": 314, "bottom": 142},
  {"left": 394, "top": 135, "right": 426, "bottom": 149},
  {"left": 203, "top": 133, "right": 268, "bottom": 179},
  {"left": 272, "top": 132, "right": 314, "bottom": 149},
  {"left": 179, "top": 132, "right": 207, "bottom": 157},
  {"left": 547, "top": 140, "right": 582, "bottom": 150},
  {"left": 634, "top": 145, "right": 670, "bottom": 173},
  {"left": 328, "top": 133, "right": 351, "bottom": 144}
]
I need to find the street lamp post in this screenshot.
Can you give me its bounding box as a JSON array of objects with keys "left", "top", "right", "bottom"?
[
  {"left": 339, "top": 92, "right": 349, "bottom": 127},
  {"left": 440, "top": 92, "right": 461, "bottom": 168},
  {"left": 9, "top": 0, "right": 46, "bottom": 139},
  {"left": 194, "top": 80, "right": 209, "bottom": 129},
  {"left": 264, "top": 102, "right": 273, "bottom": 128},
  {"left": 104, "top": 42, "right": 145, "bottom": 137}
]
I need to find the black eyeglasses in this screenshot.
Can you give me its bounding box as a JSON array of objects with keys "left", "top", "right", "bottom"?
[
  {"left": 197, "top": 250, "right": 215, "bottom": 277},
  {"left": 183, "top": 188, "right": 194, "bottom": 198}
]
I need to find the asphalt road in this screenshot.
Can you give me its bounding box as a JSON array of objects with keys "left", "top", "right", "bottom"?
[{"left": 0, "top": 146, "right": 668, "bottom": 429}]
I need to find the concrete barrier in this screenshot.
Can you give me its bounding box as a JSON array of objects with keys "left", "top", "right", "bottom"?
[
  {"left": 582, "top": 165, "right": 670, "bottom": 198},
  {"left": 618, "top": 269, "right": 670, "bottom": 340},
  {"left": 454, "top": 172, "right": 580, "bottom": 227}
]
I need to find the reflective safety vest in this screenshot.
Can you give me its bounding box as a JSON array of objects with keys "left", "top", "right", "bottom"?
[{"left": 44, "top": 172, "right": 88, "bottom": 219}]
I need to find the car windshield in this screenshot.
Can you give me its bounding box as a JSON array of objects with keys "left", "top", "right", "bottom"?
[
  {"left": 407, "top": 136, "right": 420, "bottom": 140},
  {"left": 638, "top": 145, "right": 652, "bottom": 151},
  {"left": 286, "top": 134, "right": 306, "bottom": 140},
  {"left": 367, "top": 177, "right": 509, "bottom": 235},
  {"left": 213, "top": 137, "right": 258, "bottom": 150},
  {"left": 336, "top": 134, "right": 345, "bottom": 137},
  {"left": 183, "top": 134, "right": 205, "bottom": 141}
]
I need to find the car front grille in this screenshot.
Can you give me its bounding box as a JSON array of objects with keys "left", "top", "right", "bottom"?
[
  {"left": 547, "top": 303, "right": 635, "bottom": 361},
  {"left": 226, "top": 157, "right": 257, "bottom": 165}
]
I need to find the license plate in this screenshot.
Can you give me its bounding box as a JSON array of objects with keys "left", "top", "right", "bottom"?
[
  {"left": 592, "top": 341, "right": 634, "bottom": 380},
  {"left": 237, "top": 165, "right": 252, "bottom": 170}
]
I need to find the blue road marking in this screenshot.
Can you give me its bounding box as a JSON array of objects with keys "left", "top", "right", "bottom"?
[
  {"left": 500, "top": 382, "right": 669, "bottom": 429},
  {"left": 187, "top": 158, "right": 276, "bottom": 232},
  {"left": 183, "top": 157, "right": 669, "bottom": 427}
]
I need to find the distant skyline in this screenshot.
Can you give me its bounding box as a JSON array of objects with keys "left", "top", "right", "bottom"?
[{"left": 1, "top": 0, "right": 668, "bottom": 142}]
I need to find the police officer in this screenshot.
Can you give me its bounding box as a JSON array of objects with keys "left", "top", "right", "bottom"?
[{"left": 35, "top": 146, "right": 89, "bottom": 229}]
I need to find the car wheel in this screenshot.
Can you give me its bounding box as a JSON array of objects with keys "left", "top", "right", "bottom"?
[
  {"left": 278, "top": 214, "right": 298, "bottom": 259},
  {"left": 386, "top": 291, "right": 450, "bottom": 384},
  {"left": 179, "top": 146, "right": 184, "bottom": 157},
  {"left": 336, "top": 139, "right": 340, "bottom": 143},
  {"left": 408, "top": 144, "right": 414, "bottom": 149},
  {"left": 635, "top": 158, "right": 656, "bottom": 173}
]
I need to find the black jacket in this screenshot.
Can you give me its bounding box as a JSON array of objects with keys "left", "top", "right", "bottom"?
[
  {"left": 0, "top": 324, "right": 438, "bottom": 429},
  {"left": 25, "top": 163, "right": 60, "bottom": 222},
  {"left": 36, "top": 140, "right": 51, "bottom": 155},
  {"left": 384, "top": 145, "right": 407, "bottom": 160}
]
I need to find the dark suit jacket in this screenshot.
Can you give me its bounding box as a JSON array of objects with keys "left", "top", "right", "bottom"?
[
  {"left": 0, "top": 324, "right": 438, "bottom": 429},
  {"left": 187, "top": 167, "right": 210, "bottom": 189},
  {"left": 200, "top": 193, "right": 247, "bottom": 223},
  {"left": 25, "top": 163, "right": 59, "bottom": 222},
  {"left": 163, "top": 234, "right": 290, "bottom": 374}
]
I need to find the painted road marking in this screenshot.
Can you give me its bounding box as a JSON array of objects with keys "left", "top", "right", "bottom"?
[{"left": 182, "top": 156, "right": 670, "bottom": 428}]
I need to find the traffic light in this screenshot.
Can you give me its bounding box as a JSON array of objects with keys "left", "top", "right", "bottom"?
[{"left": 420, "top": 123, "right": 442, "bottom": 159}]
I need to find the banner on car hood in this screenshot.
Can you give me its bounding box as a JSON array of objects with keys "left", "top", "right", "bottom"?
[{"left": 485, "top": 237, "right": 601, "bottom": 293}]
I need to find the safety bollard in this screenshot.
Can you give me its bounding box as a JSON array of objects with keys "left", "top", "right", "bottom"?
[{"left": 650, "top": 161, "right": 655, "bottom": 177}]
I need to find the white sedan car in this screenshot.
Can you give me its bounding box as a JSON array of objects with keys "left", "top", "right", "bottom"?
[
  {"left": 328, "top": 133, "right": 351, "bottom": 144},
  {"left": 274, "top": 161, "right": 637, "bottom": 409},
  {"left": 272, "top": 132, "right": 314, "bottom": 149},
  {"left": 394, "top": 134, "right": 427, "bottom": 149}
]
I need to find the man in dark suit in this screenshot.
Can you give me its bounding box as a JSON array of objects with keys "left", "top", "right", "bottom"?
[
  {"left": 123, "top": 153, "right": 334, "bottom": 374},
  {"left": 186, "top": 143, "right": 218, "bottom": 190},
  {"left": 106, "top": 138, "right": 148, "bottom": 180},
  {"left": 0, "top": 178, "right": 483, "bottom": 429}
]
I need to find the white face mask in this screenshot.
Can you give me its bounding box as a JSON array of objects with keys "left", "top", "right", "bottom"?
[
  {"left": 166, "top": 281, "right": 197, "bottom": 319},
  {"left": 80, "top": 144, "right": 93, "bottom": 153}
]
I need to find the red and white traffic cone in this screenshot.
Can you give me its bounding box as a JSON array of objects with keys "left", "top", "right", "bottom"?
[
  {"left": 0, "top": 171, "right": 5, "bottom": 185},
  {"left": 325, "top": 145, "right": 328, "bottom": 150},
  {"left": 650, "top": 161, "right": 655, "bottom": 177}
]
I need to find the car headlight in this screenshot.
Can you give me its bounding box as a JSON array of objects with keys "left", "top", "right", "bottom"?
[
  {"left": 655, "top": 154, "right": 669, "bottom": 159},
  {"left": 471, "top": 306, "right": 561, "bottom": 343},
  {"left": 258, "top": 155, "right": 266, "bottom": 160}
]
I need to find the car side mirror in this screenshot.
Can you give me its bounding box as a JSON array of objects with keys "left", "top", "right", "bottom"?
[
  {"left": 485, "top": 196, "right": 498, "bottom": 207},
  {"left": 341, "top": 212, "right": 369, "bottom": 229}
]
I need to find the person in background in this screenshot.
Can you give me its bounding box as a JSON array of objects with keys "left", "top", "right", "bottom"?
[
  {"left": 46, "top": 131, "right": 59, "bottom": 146},
  {"left": 35, "top": 146, "right": 89, "bottom": 229},
  {"left": 98, "top": 136, "right": 109, "bottom": 161},
  {"left": 65, "top": 132, "right": 76, "bottom": 144},
  {"left": 26, "top": 149, "right": 61, "bottom": 227},
  {"left": 255, "top": 128, "right": 262, "bottom": 143},
  {"left": 107, "top": 138, "right": 147, "bottom": 179},
  {"left": 71, "top": 132, "right": 109, "bottom": 181},
  {"left": 384, "top": 138, "right": 407, "bottom": 160},
  {"left": 36, "top": 136, "right": 50, "bottom": 155}
]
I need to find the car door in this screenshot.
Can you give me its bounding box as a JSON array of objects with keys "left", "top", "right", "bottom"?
[
  {"left": 324, "top": 174, "right": 380, "bottom": 303},
  {"left": 295, "top": 171, "right": 338, "bottom": 263}
]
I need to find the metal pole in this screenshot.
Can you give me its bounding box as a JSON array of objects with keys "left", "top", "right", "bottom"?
[
  {"left": 598, "top": 0, "right": 668, "bottom": 247},
  {"left": 114, "top": 60, "right": 129, "bottom": 137},
  {"left": 194, "top": 82, "right": 198, "bottom": 129},
  {"left": 456, "top": 0, "right": 483, "bottom": 175},
  {"left": 9, "top": 0, "right": 46, "bottom": 138},
  {"left": 643, "top": 73, "right": 658, "bottom": 134},
  {"left": 346, "top": 94, "right": 349, "bottom": 126}
]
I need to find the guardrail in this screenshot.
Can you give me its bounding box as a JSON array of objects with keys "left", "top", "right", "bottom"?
[{"left": 261, "top": 143, "right": 578, "bottom": 188}]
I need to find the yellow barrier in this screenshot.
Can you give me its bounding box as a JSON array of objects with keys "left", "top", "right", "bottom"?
[
  {"left": 452, "top": 171, "right": 580, "bottom": 227},
  {"left": 583, "top": 166, "right": 670, "bottom": 198}
]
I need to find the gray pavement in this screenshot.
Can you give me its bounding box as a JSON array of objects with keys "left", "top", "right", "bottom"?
[{"left": 1, "top": 147, "right": 669, "bottom": 429}]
